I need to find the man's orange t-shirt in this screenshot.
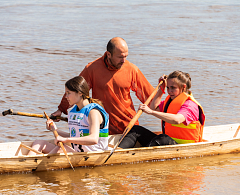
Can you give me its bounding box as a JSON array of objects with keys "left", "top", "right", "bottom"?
[{"left": 58, "top": 52, "right": 154, "bottom": 134}]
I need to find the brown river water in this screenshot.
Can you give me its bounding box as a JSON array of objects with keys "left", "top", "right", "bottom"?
[{"left": 0, "top": 0, "right": 240, "bottom": 194}]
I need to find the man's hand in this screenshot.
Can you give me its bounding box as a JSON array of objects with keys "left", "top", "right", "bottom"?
[{"left": 51, "top": 109, "right": 62, "bottom": 122}]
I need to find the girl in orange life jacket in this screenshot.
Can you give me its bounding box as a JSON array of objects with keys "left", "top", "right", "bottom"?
[
  {"left": 119, "top": 71, "right": 205, "bottom": 148},
  {"left": 28, "top": 76, "right": 109, "bottom": 155}
]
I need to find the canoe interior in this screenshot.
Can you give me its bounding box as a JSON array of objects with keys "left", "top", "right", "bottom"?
[{"left": 0, "top": 123, "right": 239, "bottom": 158}]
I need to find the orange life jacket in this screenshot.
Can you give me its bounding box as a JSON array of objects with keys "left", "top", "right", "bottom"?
[{"left": 162, "top": 93, "right": 205, "bottom": 144}]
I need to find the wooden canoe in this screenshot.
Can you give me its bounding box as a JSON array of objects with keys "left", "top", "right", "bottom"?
[{"left": 0, "top": 123, "right": 240, "bottom": 174}]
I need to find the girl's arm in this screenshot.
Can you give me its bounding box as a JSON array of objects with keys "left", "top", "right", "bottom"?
[
  {"left": 150, "top": 110, "right": 185, "bottom": 124},
  {"left": 46, "top": 119, "right": 70, "bottom": 137},
  {"left": 139, "top": 104, "right": 186, "bottom": 124},
  {"left": 150, "top": 89, "right": 164, "bottom": 111},
  {"left": 56, "top": 109, "right": 102, "bottom": 145},
  {"left": 150, "top": 75, "right": 166, "bottom": 111},
  {"left": 54, "top": 129, "right": 70, "bottom": 137}
]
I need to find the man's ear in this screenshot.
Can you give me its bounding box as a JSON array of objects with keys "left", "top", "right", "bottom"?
[{"left": 106, "top": 51, "right": 111, "bottom": 59}]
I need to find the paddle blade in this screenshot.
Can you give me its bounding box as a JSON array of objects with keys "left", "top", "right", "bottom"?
[
  {"left": 103, "top": 144, "right": 119, "bottom": 164},
  {"left": 2, "top": 109, "right": 13, "bottom": 116}
]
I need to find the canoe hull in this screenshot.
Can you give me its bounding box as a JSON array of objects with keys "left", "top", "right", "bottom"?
[{"left": 0, "top": 123, "right": 240, "bottom": 173}]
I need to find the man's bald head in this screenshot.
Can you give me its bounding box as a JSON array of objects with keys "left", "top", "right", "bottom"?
[
  {"left": 106, "top": 37, "right": 129, "bottom": 69},
  {"left": 107, "top": 37, "right": 128, "bottom": 55}
]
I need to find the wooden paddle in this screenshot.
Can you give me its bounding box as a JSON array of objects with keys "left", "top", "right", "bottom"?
[
  {"left": 103, "top": 79, "right": 165, "bottom": 164},
  {"left": 44, "top": 112, "right": 75, "bottom": 171},
  {"left": 233, "top": 125, "right": 240, "bottom": 138},
  {"left": 2, "top": 109, "right": 68, "bottom": 122},
  {"left": 20, "top": 143, "right": 43, "bottom": 155}
]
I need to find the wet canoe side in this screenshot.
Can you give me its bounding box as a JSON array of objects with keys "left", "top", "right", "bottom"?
[{"left": 0, "top": 123, "right": 240, "bottom": 173}]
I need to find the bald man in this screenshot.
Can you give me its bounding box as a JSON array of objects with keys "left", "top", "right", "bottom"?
[{"left": 52, "top": 37, "right": 154, "bottom": 135}]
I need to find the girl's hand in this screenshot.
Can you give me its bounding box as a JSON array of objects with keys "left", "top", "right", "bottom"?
[
  {"left": 54, "top": 135, "right": 67, "bottom": 146},
  {"left": 158, "top": 74, "right": 167, "bottom": 94},
  {"left": 46, "top": 119, "right": 57, "bottom": 131},
  {"left": 139, "top": 104, "right": 153, "bottom": 114}
]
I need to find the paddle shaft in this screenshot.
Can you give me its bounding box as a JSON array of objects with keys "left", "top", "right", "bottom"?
[
  {"left": 20, "top": 143, "right": 43, "bottom": 155},
  {"left": 104, "top": 80, "right": 164, "bottom": 164},
  {"left": 233, "top": 125, "right": 240, "bottom": 138},
  {"left": 2, "top": 109, "right": 68, "bottom": 122},
  {"left": 44, "top": 112, "right": 75, "bottom": 171}
]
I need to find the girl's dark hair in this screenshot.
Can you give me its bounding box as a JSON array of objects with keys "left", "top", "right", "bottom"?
[
  {"left": 167, "top": 71, "right": 192, "bottom": 95},
  {"left": 65, "top": 76, "right": 104, "bottom": 107}
]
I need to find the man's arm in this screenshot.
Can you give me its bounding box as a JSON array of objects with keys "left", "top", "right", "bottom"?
[
  {"left": 80, "top": 65, "right": 92, "bottom": 89},
  {"left": 52, "top": 66, "right": 91, "bottom": 118},
  {"left": 51, "top": 93, "right": 69, "bottom": 119},
  {"left": 57, "top": 93, "right": 70, "bottom": 115},
  {"left": 133, "top": 68, "right": 154, "bottom": 103}
]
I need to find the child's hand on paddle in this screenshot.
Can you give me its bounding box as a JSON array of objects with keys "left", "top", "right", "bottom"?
[
  {"left": 139, "top": 104, "right": 153, "bottom": 114},
  {"left": 158, "top": 74, "right": 167, "bottom": 94},
  {"left": 46, "top": 119, "right": 57, "bottom": 131},
  {"left": 54, "top": 135, "right": 66, "bottom": 146}
]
